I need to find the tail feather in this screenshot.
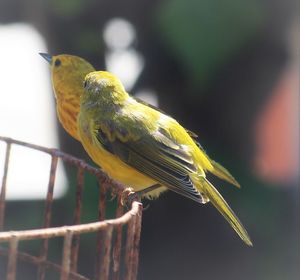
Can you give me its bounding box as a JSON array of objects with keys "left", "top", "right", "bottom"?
[
  {"left": 210, "top": 160, "right": 241, "bottom": 188},
  {"left": 192, "top": 139, "right": 240, "bottom": 188},
  {"left": 201, "top": 177, "right": 252, "bottom": 246}
]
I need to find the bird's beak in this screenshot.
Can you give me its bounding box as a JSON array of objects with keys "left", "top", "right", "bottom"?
[{"left": 39, "top": 53, "right": 52, "bottom": 64}]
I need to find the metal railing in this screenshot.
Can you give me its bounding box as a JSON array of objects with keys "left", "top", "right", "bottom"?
[{"left": 0, "top": 136, "right": 142, "bottom": 280}]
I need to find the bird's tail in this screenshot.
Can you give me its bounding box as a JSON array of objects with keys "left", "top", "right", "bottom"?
[
  {"left": 210, "top": 159, "right": 241, "bottom": 188},
  {"left": 199, "top": 177, "right": 252, "bottom": 246}
]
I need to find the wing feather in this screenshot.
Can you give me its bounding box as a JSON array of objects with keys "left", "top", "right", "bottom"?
[
  {"left": 131, "top": 98, "right": 240, "bottom": 187},
  {"left": 96, "top": 124, "right": 205, "bottom": 203}
]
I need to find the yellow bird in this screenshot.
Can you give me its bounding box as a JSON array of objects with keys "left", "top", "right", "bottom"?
[
  {"left": 78, "top": 71, "right": 252, "bottom": 246},
  {"left": 40, "top": 53, "right": 240, "bottom": 188},
  {"left": 40, "top": 53, "right": 249, "bottom": 243},
  {"left": 40, "top": 53, "right": 95, "bottom": 140}
]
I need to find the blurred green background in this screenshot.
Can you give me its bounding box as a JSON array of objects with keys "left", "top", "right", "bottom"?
[{"left": 0, "top": 0, "right": 299, "bottom": 279}]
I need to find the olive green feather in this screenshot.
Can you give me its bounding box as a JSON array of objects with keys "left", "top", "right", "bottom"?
[{"left": 78, "top": 71, "right": 252, "bottom": 246}]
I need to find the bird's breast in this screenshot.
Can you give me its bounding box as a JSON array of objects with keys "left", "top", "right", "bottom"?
[
  {"left": 57, "top": 101, "right": 80, "bottom": 141},
  {"left": 78, "top": 115, "right": 160, "bottom": 193}
]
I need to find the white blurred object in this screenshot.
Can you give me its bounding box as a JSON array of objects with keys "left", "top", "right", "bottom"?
[
  {"left": 105, "top": 50, "right": 144, "bottom": 91},
  {"left": 103, "top": 18, "right": 144, "bottom": 91},
  {"left": 0, "top": 23, "right": 67, "bottom": 200},
  {"left": 103, "top": 18, "right": 136, "bottom": 50}
]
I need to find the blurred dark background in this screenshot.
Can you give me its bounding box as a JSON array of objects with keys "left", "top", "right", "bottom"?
[{"left": 0, "top": 0, "right": 299, "bottom": 279}]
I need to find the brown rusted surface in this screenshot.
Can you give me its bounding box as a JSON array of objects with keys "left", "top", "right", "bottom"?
[
  {"left": 0, "top": 136, "right": 125, "bottom": 194},
  {"left": 98, "top": 226, "right": 113, "bottom": 280},
  {"left": 124, "top": 206, "right": 137, "bottom": 280},
  {"left": 70, "top": 166, "right": 85, "bottom": 272},
  {"left": 94, "top": 180, "right": 107, "bottom": 279},
  {"left": 0, "top": 201, "right": 141, "bottom": 242},
  {"left": 0, "top": 142, "right": 11, "bottom": 231},
  {"left": 112, "top": 198, "right": 124, "bottom": 280},
  {"left": 131, "top": 202, "right": 143, "bottom": 280},
  {"left": 37, "top": 155, "right": 58, "bottom": 280},
  {"left": 0, "top": 136, "right": 143, "bottom": 280},
  {"left": 0, "top": 247, "right": 88, "bottom": 280},
  {"left": 124, "top": 201, "right": 143, "bottom": 280},
  {"left": 99, "top": 180, "right": 107, "bottom": 223},
  {"left": 7, "top": 236, "right": 18, "bottom": 280},
  {"left": 61, "top": 230, "right": 73, "bottom": 280}
]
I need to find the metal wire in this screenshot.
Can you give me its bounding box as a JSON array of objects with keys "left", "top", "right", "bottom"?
[
  {"left": 0, "top": 136, "right": 143, "bottom": 280},
  {"left": 37, "top": 155, "right": 58, "bottom": 280},
  {"left": 0, "top": 141, "right": 11, "bottom": 231}
]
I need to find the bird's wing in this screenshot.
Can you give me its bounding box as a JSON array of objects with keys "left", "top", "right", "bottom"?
[
  {"left": 134, "top": 97, "right": 240, "bottom": 188},
  {"left": 94, "top": 121, "right": 206, "bottom": 203}
]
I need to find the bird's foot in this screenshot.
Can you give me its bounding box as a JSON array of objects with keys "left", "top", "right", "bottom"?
[
  {"left": 121, "top": 187, "right": 136, "bottom": 207},
  {"left": 121, "top": 184, "right": 161, "bottom": 209}
]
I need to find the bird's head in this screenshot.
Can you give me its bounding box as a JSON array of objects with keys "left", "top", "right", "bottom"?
[{"left": 39, "top": 53, "right": 94, "bottom": 98}]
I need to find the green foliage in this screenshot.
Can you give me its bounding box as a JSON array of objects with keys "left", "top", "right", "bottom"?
[
  {"left": 49, "top": 0, "right": 92, "bottom": 17},
  {"left": 156, "top": 0, "right": 264, "bottom": 89}
]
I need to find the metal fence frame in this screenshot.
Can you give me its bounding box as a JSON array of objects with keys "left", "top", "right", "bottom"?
[{"left": 0, "top": 136, "right": 142, "bottom": 280}]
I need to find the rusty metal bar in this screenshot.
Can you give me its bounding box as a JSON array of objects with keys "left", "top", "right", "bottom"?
[
  {"left": 0, "top": 142, "right": 11, "bottom": 231},
  {"left": 0, "top": 136, "right": 144, "bottom": 280},
  {"left": 0, "top": 136, "right": 126, "bottom": 194},
  {"left": 124, "top": 206, "right": 138, "bottom": 280},
  {"left": 0, "top": 136, "right": 57, "bottom": 156},
  {"left": 61, "top": 230, "right": 73, "bottom": 280},
  {"left": 0, "top": 247, "right": 88, "bottom": 280},
  {"left": 7, "top": 236, "right": 18, "bottom": 280},
  {"left": 112, "top": 198, "right": 124, "bottom": 280},
  {"left": 98, "top": 181, "right": 107, "bottom": 222},
  {"left": 131, "top": 203, "right": 143, "bottom": 280},
  {"left": 37, "top": 155, "right": 58, "bottom": 280},
  {"left": 94, "top": 180, "right": 107, "bottom": 279},
  {"left": 0, "top": 201, "right": 141, "bottom": 242},
  {"left": 98, "top": 226, "right": 113, "bottom": 280},
  {"left": 70, "top": 166, "right": 85, "bottom": 272}
]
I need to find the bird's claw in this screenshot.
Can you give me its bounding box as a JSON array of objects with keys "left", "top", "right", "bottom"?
[
  {"left": 121, "top": 188, "right": 150, "bottom": 210},
  {"left": 121, "top": 187, "right": 136, "bottom": 207}
]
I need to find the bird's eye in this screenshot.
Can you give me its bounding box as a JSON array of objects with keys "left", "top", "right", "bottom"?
[
  {"left": 54, "top": 59, "right": 61, "bottom": 67},
  {"left": 83, "top": 81, "right": 87, "bottom": 88}
]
